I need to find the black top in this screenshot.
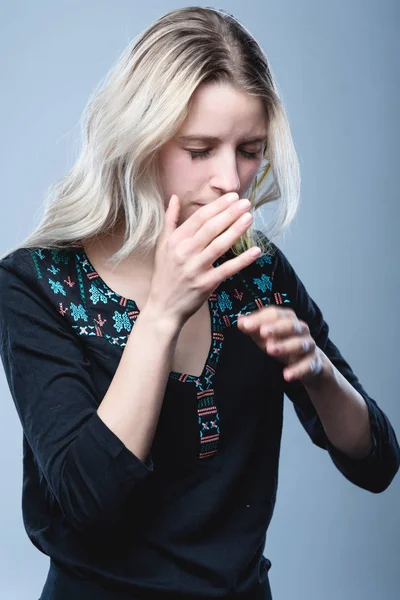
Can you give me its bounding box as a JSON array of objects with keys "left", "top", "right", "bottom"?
[{"left": 0, "top": 232, "right": 398, "bottom": 600}]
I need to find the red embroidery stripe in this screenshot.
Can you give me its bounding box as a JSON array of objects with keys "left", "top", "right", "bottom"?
[
  {"left": 177, "top": 373, "right": 189, "bottom": 382},
  {"left": 222, "top": 315, "right": 231, "bottom": 327},
  {"left": 198, "top": 405, "right": 217, "bottom": 413},
  {"left": 94, "top": 326, "right": 103, "bottom": 337},
  {"left": 200, "top": 450, "right": 218, "bottom": 458},
  {"left": 198, "top": 408, "right": 217, "bottom": 417},
  {"left": 255, "top": 297, "right": 264, "bottom": 309},
  {"left": 197, "top": 389, "right": 214, "bottom": 399},
  {"left": 119, "top": 297, "right": 128, "bottom": 307},
  {"left": 274, "top": 292, "right": 283, "bottom": 305},
  {"left": 87, "top": 272, "right": 99, "bottom": 280},
  {"left": 212, "top": 331, "right": 224, "bottom": 339},
  {"left": 204, "top": 365, "right": 215, "bottom": 375},
  {"left": 201, "top": 434, "right": 219, "bottom": 444},
  {"left": 209, "top": 293, "right": 217, "bottom": 301}
]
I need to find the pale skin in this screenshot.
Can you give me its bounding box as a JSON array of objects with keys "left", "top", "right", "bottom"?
[
  {"left": 237, "top": 307, "right": 373, "bottom": 459},
  {"left": 95, "top": 81, "right": 373, "bottom": 462},
  {"left": 93, "top": 81, "right": 269, "bottom": 270}
]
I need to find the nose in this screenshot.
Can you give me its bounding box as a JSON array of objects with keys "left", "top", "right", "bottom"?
[{"left": 210, "top": 149, "right": 241, "bottom": 195}]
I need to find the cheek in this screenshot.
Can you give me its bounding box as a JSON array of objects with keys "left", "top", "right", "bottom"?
[
  {"left": 239, "top": 161, "right": 263, "bottom": 192},
  {"left": 160, "top": 155, "right": 205, "bottom": 198}
]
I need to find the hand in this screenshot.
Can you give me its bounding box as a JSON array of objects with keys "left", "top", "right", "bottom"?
[
  {"left": 147, "top": 192, "right": 262, "bottom": 329},
  {"left": 237, "top": 306, "right": 325, "bottom": 384}
]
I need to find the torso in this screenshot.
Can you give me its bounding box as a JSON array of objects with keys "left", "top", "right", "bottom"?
[
  {"left": 82, "top": 242, "right": 212, "bottom": 378},
  {"left": 169, "top": 302, "right": 212, "bottom": 377}
]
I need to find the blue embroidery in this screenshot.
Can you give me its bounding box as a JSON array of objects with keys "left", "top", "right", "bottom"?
[
  {"left": 48, "top": 279, "right": 66, "bottom": 296},
  {"left": 70, "top": 302, "right": 88, "bottom": 322},
  {"left": 112, "top": 310, "right": 132, "bottom": 333},
  {"left": 27, "top": 238, "right": 291, "bottom": 462},
  {"left": 216, "top": 290, "right": 232, "bottom": 312},
  {"left": 253, "top": 273, "right": 272, "bottom": 293},
  {"left": 255, "top": 254, "right": 272, "bottom": 267},
  {"left": 89, "top": 283, "right": 108, "bottom": 305}
]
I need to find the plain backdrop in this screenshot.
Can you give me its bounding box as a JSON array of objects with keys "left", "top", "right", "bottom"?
[{"left": 0, "top": 1, "right": 399, "bottom": 599}]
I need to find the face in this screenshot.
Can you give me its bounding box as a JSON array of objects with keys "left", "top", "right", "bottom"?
[{"left": 157, "top": 82, "right": 268, "bottom": 225}]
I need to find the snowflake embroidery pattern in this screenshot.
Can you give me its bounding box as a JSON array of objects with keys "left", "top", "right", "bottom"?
[
  {"left": 112, "top": 310, "right": 132, "bottom": 333},
  {"left": 51, "top": 249, "right": 70, "bottom": 265},
  {"left": 216, "top": 291, "right": 232, "bottom": 313},
  {"left": 89, "top": 283, "right": 109, "bottom": 305},
  {"left": 70, "top": 303, "right": 88, "bottom": 322},
  {"left": 253, "top": 273, "right": 272, "bottom": 293},
  {"left": 49, "top": 279, "right": 66, "bottom": 296},
  {"left": 255, "top": 254, "right": 272, "bottom": 267},
  {"left": 26, "top": 238, "right": 278, "bottom": 462}
]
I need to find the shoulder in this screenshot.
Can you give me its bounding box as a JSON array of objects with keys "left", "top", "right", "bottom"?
[
  {"left": 250, "top": 230, "right": 299, "bottom": 283},
  {"left": 0, "top": 247, "right": 38, "bottom": 306},
  {"left": 234, "top": 229, "right": 281, "bottom": 283},
  {"left": 0, "top": 245, "right": 81, "bottom": 315},
  {"left": 1, "top": 245, "right": 77, "bottom": 283},
  {"left": 233, "top": 230, "right": 299, "bottom": 309},
  {"left": 0, "top": 247, "right": 32, "bottom": 276}
]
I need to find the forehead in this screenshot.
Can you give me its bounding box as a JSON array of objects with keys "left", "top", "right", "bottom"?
[{"left": 180, "top": 82, "right": 268, "bottom": 138}]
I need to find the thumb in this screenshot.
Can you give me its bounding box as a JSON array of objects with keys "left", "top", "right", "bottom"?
[{"left": 164, "top": 194, "right": 181, "bottom": 234}]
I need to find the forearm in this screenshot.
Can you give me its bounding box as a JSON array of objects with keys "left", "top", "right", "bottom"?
[
  {"left": 97, "top": 303, "right": 181, "bottom": 463},
  {"left": 303, "top": 350, "right": 373, "bottom": 459}
]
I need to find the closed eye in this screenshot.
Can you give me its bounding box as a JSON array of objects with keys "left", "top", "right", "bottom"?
[{"left": 188, "top": 148, "right": 260, "bottom": 160}]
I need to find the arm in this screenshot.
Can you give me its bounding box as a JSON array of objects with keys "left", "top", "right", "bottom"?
[
  {"left": 302, "top": 351, "right": 373, "bottom": 459},
  {"left": 0, "top": 250, "right": 181, "bottom": 533},
  {"left": 270, "top": 241, "right": 400, "bottom": 493},
  {"left": 97, "top": 302, "right": 181, "bottom": 463}
]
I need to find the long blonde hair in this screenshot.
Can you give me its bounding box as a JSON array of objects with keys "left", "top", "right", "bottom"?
[{"left": 2, "top": 6, "right": 300, "bottom": 266}]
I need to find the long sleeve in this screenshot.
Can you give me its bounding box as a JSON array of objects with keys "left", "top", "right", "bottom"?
[
  {"left": 270, "top": 242, "right": 399, "bottom": 493},
  {"left": 0, "top": 249, "right": 153, "bottom": 533}
]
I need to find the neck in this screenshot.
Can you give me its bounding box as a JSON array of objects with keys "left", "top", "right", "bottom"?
[{"left": 83, "top": 221, "right": 156, "bottom": 273}]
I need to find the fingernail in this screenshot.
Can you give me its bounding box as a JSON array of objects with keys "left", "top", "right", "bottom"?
[
  {"left": 249, "top": 246, "right": 261, "bottom": 257},
  {"left": 262, "top": 326, "right": 273, "bottom": 336},
  {"left": 238, "top": 199, "right": 251, "bottom": 209},
  {"left": 226, "top": 192, "right": 239, "bottom": 203}
]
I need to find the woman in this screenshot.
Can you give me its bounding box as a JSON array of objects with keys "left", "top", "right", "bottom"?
[{"left": 0, "top": 7, "right": 398, "bottom": 600}]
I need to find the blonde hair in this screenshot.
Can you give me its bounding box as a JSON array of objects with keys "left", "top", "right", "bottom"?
[{"left": 2, "top": 6, "right": 300, "bottom": 266}]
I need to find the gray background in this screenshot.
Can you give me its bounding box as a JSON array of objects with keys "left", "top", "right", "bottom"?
[{"left": 0, "top": 1, "right": 399, "bottom": 598}]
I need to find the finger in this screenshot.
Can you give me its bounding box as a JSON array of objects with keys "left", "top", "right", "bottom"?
[
  {"left": 260, "top": 315, "right": 308, "bottom": 341},
  {"left": 267, "top": 335, "right": 315, "bottom": 357},
  {"left": 238, "top": 306, "right": 288, "bottom": 335},
  {"left": 186, "top": 213, "right": 261, "bottom": 280},
  {"left": 283, "top": 352, "right": 323, "bottom": 382},
  {"left": 163, "top": 194, "right": 181, "bottom": 236},
  {"left": 206, "top": 245, "right": 262, "bottom": 290},
  {"left": 173, "top": 192, "right": 240, "bottom": 243},
  {"left": 237, "top": 311, "right": 264, "bottom": 335},
  {"left": 192, "top": 199, "right": 253, "bottom": 258},
  {"left": 179, "top": 202, "right": 255, "bottom": 269}
]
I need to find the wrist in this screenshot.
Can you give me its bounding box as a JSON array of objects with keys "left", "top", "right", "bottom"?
[
  {"left": 140, "top": 301, "right": 183, "bottom": 338},
  {"left": 303, "top": 349, "right": 335, "bottom": 391}
]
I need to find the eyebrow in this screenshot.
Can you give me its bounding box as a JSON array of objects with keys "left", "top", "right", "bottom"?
[{"left": 177, "top": 135, "right": 268, "bottom": 144}]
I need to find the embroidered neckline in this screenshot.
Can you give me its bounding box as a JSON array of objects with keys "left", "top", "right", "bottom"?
[
  {"left": 73, "top": 243, "right": 223, "bottom": 375},
  {"left": 27, "top": 241, "right": 278, "bottom": 461}
]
